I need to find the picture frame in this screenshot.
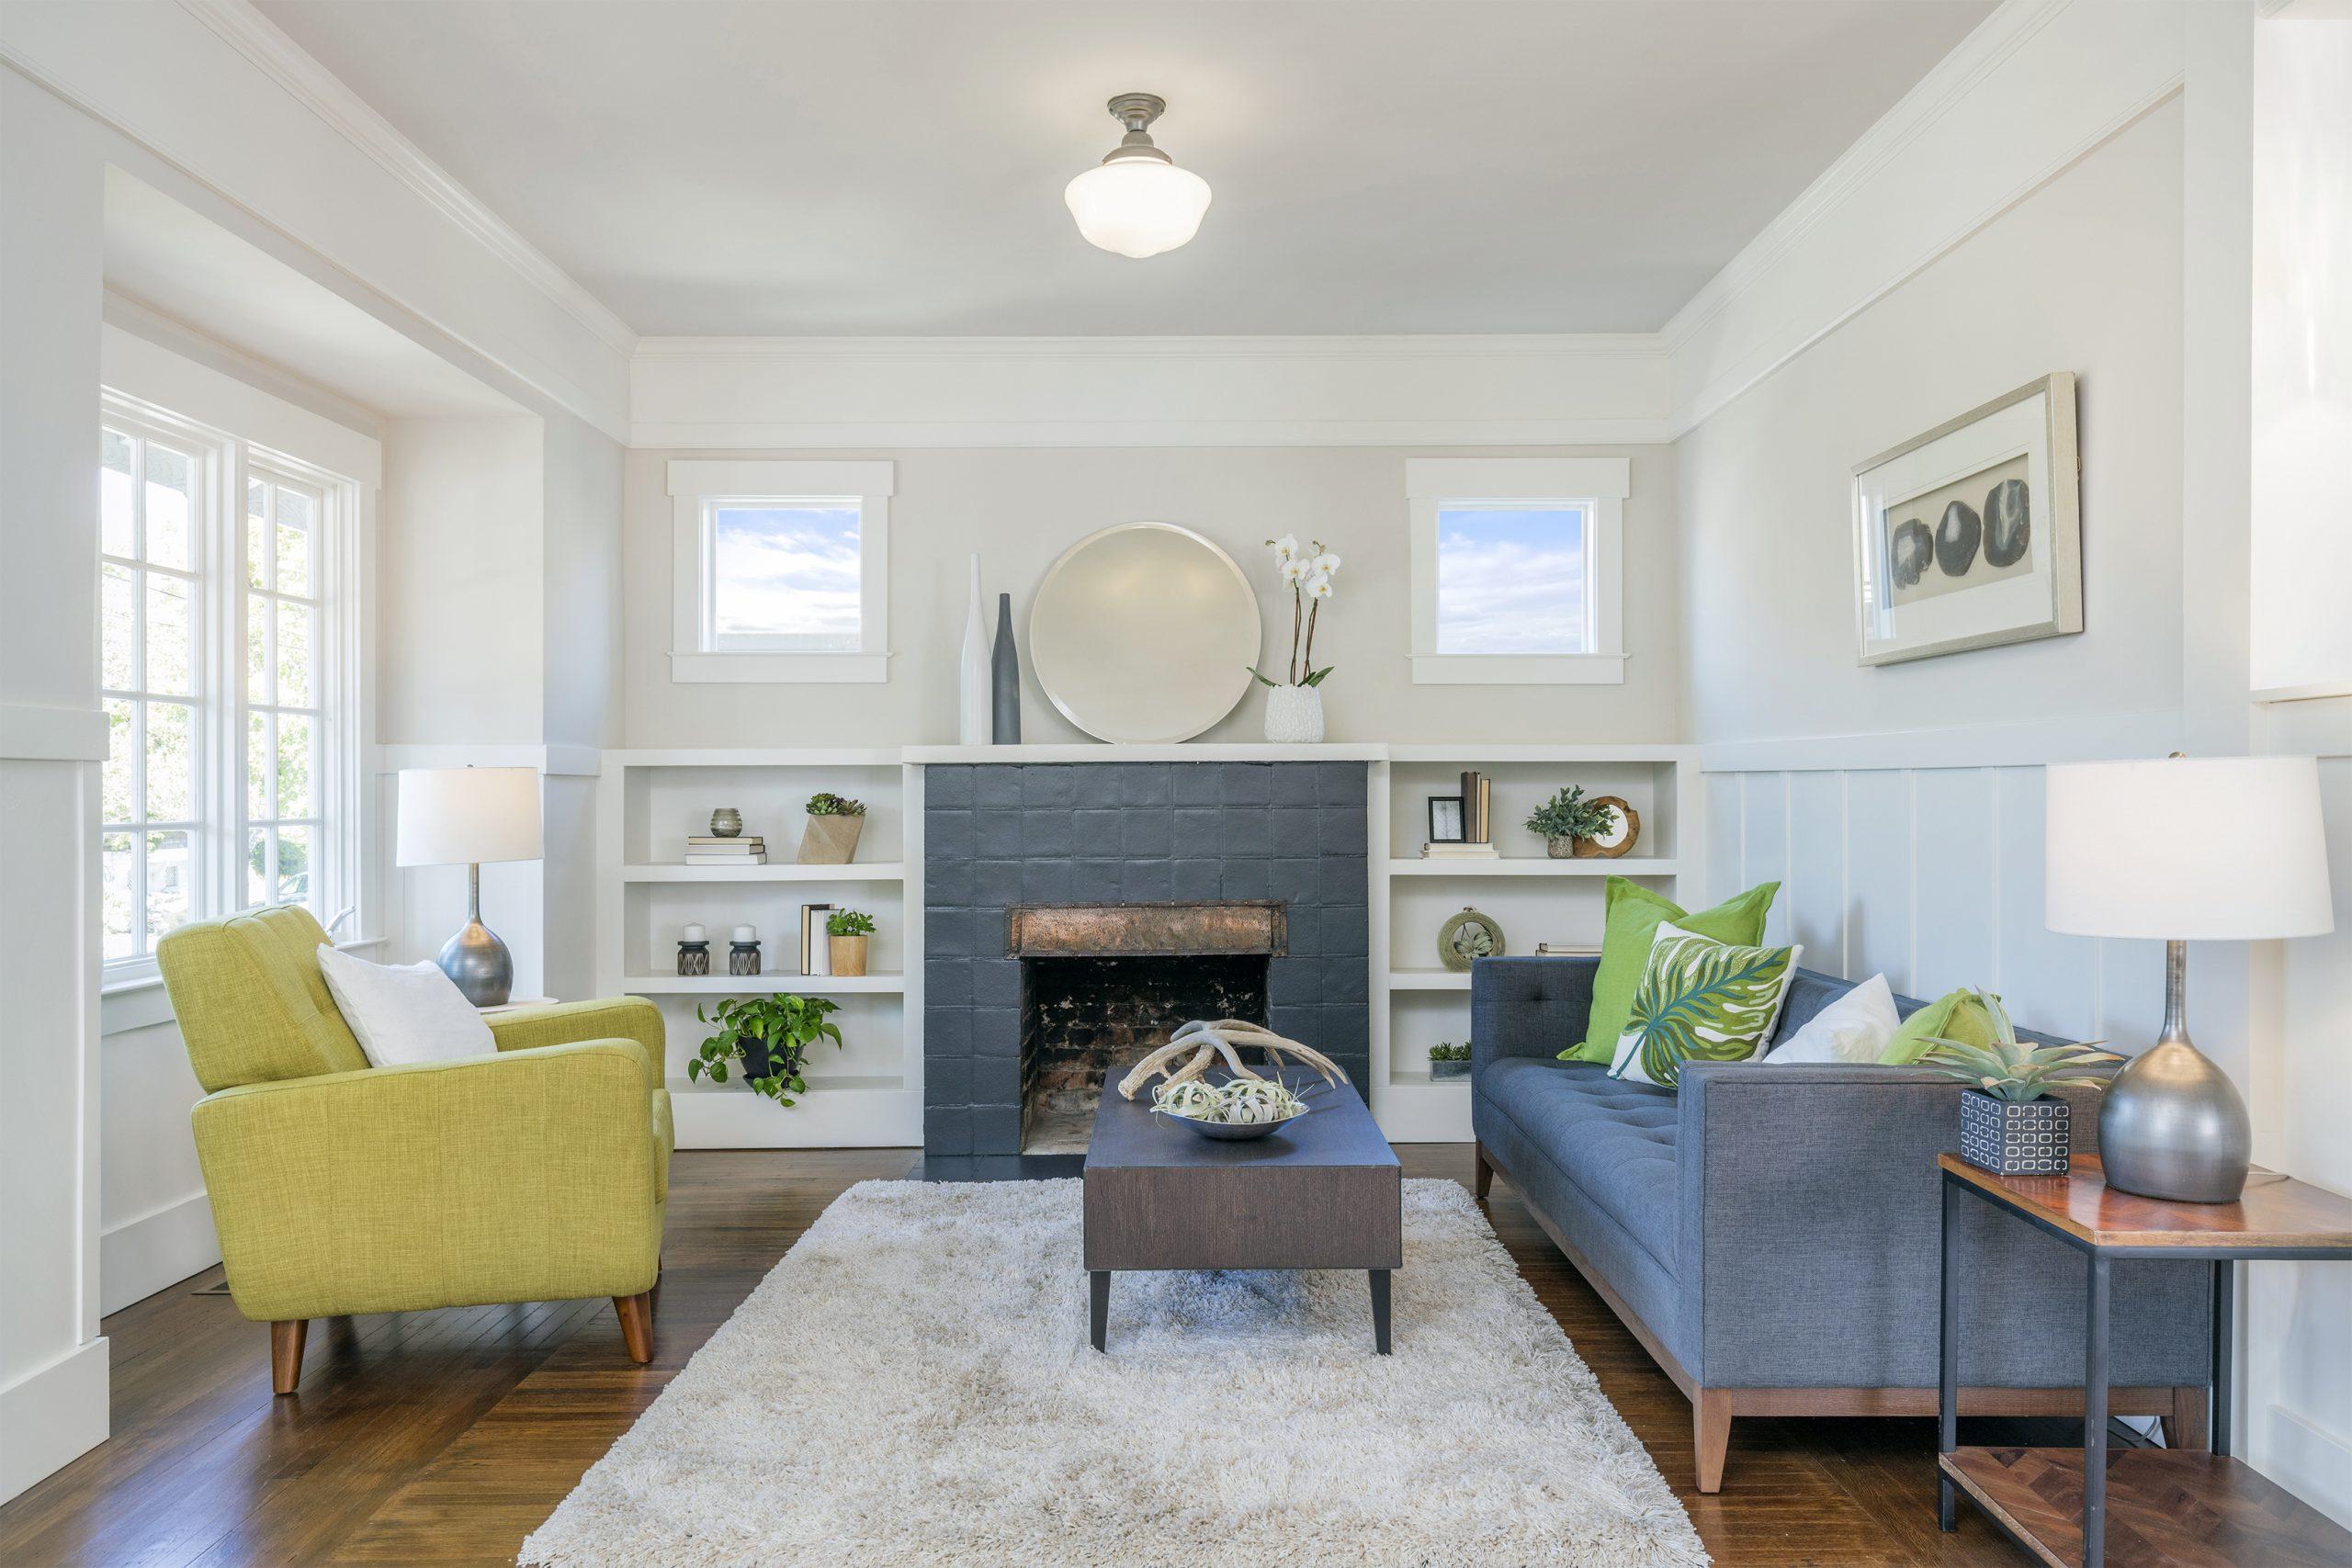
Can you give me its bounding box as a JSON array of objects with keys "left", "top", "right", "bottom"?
[
  {"left": 1852, "top": 373, "right": 2081, "bottom": 666},
  {"left": 1427, "top": 795, "right": 1466, "bottom": 843}
]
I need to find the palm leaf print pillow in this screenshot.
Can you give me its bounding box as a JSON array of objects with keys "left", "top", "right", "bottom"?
[{"left": 1607, "top": 921, "right": 1801, "bottom": 1089}]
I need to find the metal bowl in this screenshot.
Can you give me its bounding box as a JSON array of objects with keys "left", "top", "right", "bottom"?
[{"left": 1152, "top": 1107, "right": 1309, "bottom": 1141}]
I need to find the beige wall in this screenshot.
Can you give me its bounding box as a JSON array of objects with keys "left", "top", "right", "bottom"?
[{"left": 620, "top": 445, "right": 1680, "bottom": 748}]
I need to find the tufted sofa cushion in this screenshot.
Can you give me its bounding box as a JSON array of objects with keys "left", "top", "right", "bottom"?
[{"left": 1478, "top": 1057, "right": 1679, "bottom": 1274}]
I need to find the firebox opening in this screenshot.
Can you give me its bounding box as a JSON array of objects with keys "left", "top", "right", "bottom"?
[{"left": 1020, "top": 953, "right": 1271, "bottom": 1154}]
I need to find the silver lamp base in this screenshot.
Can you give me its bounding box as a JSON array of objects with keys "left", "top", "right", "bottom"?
[
  {"left": 435, "top": 863, "right": 514, "bottom": 1008},
  {"left": 2097, "top": 941, "right": 2252, "bottom": 1203}
]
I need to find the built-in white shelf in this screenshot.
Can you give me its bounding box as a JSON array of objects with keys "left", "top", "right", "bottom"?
[
  {"left": 1385, "top": 1069, "right": 1471, "bottom": 1088},
  {"left": 902, "top": 742, "right": 1387, "bottom": 764},
  {"left": 1385, "top": 856, "right": 1682, "bottom": 878},
  {"left": 1385, "top": 969, "right": 1471, "bottom": 991},
  {"left": 623, "top": 973, "right": 905, "bottom": 996},
  {"left": 621, "top": 862, "right": 905, "bottom": 883}
]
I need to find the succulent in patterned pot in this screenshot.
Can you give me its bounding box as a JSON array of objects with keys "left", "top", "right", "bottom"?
[
  {"left": 798, "top": 791, "right": 866, "bottom": 864},
  {"left": 1918, "top": 993, "right": 2120, "bottom": 1177}
]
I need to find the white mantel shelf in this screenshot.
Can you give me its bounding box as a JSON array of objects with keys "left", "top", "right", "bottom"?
[{"left": 899, "top": 743, "right": 1389, "bottom": 764}]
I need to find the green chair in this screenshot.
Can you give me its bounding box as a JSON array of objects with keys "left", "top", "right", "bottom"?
[{"left": 157, "top": 906, "right": 671, "bottom": 1393}]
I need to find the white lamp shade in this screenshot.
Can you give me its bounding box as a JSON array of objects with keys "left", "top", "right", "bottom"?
[
  {"left": 1064, "top": 159, "right": 1211, "bottom": 258},
  {"left": 2046, "top": 755, "right": 2334, "bottom": 940},
  {"left": 396, "top": 767, "right": 543, "bottom": 867}
]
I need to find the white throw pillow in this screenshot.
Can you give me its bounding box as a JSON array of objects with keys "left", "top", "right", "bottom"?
[
  {"left": 315, "top": 943, "right": 496, "bottom": 1068},
  {"left": 1766, "top": 973, "right": 1900, "bottom": 1065}
]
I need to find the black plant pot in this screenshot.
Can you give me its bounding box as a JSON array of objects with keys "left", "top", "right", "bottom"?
[
  {"left": 1958, "top": 1088, "right": 2071, "bottom": 1176},
  {"left": 736, "top": 1036, "right": 804, "bottom": 1084}
]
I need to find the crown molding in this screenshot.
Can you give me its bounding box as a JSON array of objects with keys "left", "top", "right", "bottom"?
[
  {"left": 175, "top": 0, "right": 637, "bottom": 361},
  {"left": 1657, "top": 0, "right": 2074, "bottom": 359},
  {"left": 631, "top": 333, "right": 1666, "bottom": 364}
]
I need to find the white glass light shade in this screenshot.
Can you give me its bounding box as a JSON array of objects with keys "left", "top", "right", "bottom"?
[
  {"left": 2045, "top": 755, "right": 2334, "bottom": 940},
  {"left": 396, "top": 767, "right": 543, "bottom": 867},
  {"left": 1064, "top": 158, "right": 1212, "bottom": 258}
]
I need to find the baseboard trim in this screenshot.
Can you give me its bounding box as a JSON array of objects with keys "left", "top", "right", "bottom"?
[
  {"left": 0, "top": 1337, "right": 110, "bottom": 1506},
  {"left": 100, "top": 1191, "right": 221, "bottom": 1316}
]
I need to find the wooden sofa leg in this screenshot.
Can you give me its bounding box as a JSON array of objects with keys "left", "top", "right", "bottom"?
[
  {"left": 2163, "top": 1384, "right": 2211, "bottom": 1450},
  {"left": 615, "top": 1292, "right": 655, "bottom": 1364},
  {"left": 1473, "top": 1141, "right": 1495, "bottom": 1200},
  {"left": 1693, "top": 1388, "right": 1731, "bottom": 1494},
  {"left": 270, "top": 1320, "right": 308, "bottom": 1395}
]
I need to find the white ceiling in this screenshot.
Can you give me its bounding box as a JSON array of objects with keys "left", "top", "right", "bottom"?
[{"left": 254, "top": 0, "right": 1993, "bottom": 339}]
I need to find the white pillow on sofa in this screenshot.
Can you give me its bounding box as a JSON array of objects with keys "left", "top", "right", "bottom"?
[
  {"left": 316, "top": 943, "right": 496, "bottom": 1068},
  {"left": 1765, "top": 972, "right": 1899, "bottom": 1064}
]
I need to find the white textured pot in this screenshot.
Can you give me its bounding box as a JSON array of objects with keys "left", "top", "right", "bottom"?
[{"left": 1263, "top": 683, "right": 1326, "bottom": 744}]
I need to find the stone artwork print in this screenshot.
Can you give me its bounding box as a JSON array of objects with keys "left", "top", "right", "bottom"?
[
  {"left": 1883, "top": 453, "right": 2032, "bottom": 605},
  {"left": 1609, "top": 922, "right": 1799, "bottom": 1089},
  {"left": 519, "top": 1179, "right": 1708, "bottom": 1568}
]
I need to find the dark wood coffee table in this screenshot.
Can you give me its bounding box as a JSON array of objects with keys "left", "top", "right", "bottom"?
[{"left": 1081, "top": 1071, "right": 1402, "bottom": 1353}]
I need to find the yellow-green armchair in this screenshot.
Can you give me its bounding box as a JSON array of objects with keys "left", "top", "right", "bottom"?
[{"left": 157, "top": 906, "right": 671, "bottom": 1393}]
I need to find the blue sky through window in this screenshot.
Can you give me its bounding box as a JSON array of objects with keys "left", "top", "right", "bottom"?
[
  {"left": 712, "top": 503, "right": 862, "bottom": 648},
  {"left": 1435, "top": 506, "right": 1587, "bottom": 654}
]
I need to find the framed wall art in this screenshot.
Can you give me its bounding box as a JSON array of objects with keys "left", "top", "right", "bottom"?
[{"left": 1851, "top": 373, "right": 2081, "bottom": 666}]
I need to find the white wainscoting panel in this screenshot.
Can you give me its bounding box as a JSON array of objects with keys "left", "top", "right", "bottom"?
[{"left": 1706, "top": 761, "right": 2164, "bottom": 1046}]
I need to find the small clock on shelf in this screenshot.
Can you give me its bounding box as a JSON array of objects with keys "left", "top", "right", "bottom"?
[{"left": 1438, "top": 907, "right": 1505, "bottom": 972}]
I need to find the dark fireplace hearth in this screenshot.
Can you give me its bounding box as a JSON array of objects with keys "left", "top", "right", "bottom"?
[{"left": 1021, "top": 954, "right": 1270, "bottom": 1153}]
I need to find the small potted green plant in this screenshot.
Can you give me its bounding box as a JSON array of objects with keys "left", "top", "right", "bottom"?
[
  {"left": 689, "top": 993, "right": 844, "bottom": 1108},
  {"left": 1526, "top": 786, "right": 1621, "bottom": 859},
  {"left": 826, "top": 908, "right": 875, "bottom": 977},
  {"left": 1429, "top": 1041, "right": 1471, "bottom": 1080},
  {"left": 1919, "top": 992, "right": 2119, "bottom": 1176},
  {"left": 798, "top": 791, "right": 866, "bottom": 864}
]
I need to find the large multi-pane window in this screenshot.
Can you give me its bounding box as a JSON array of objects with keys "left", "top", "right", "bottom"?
[{"left": 99, "top": 394, "right": 357, "bottom": 976}]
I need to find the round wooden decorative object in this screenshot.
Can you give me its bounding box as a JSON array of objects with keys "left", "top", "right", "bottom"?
[
  {"left": 1577, "top": 796, "right": 1639, "bottom": 859},
  {"left": 1438, "top": 907, "right": 1505, "bottom": 972}
]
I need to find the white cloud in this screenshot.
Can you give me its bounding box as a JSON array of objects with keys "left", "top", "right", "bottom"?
[{"left": 1435, "top": 529, "right": 1587, "bottom": 654}]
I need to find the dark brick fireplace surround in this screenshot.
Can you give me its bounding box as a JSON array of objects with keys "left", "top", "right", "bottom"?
[{"left": 922, "top": 761, "right": 1370, "bottom": 1157}]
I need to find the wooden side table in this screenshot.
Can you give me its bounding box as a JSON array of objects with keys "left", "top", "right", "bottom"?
[{"left": 1936, "top": 1152, "right": 2352, "bottom": 1567}]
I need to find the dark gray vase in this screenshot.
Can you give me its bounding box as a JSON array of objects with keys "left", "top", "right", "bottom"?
[{"left": 991, "top": 592, "right": 1021, "bottom": 743}]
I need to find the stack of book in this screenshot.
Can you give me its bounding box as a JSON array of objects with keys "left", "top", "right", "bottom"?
[
  {"left": 684, "top": 835, "right": 767, "bottom": 866},
  {"left": 798, "top": 903, "right": 832, "bottom": 976},
  {"left": 1422, "top": 770, "right": 1498, "bottom": 859},
  {"left": 1420, "top": 840, "right": 1498, "bottom": 861}
]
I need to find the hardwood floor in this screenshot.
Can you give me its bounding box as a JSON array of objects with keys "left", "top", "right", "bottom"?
[{"left": 0, "top": 1146, "right": 2045, "bottom": 1566}]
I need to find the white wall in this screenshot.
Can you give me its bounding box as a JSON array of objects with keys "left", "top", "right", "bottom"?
[{"left": 621, "top": 445, "right": 1680, "bottom": 750}]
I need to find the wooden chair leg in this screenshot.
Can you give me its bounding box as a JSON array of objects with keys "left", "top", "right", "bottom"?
[
  {"left": 615, "top": 1291, "right": 655, "bottom": 1364},
  {"left": 1473, "top": 1141, "right": 1495, "bottom": 1200},
  {"left": 1693, "top": 1388, "right": 1731, "bottom": 1494},
  {"left": 2163, "top": 1383, "right": 2211, "bottom": 1450},
  {"left": 270, "top": 1320, "right": 308, "bottom": 1395}
]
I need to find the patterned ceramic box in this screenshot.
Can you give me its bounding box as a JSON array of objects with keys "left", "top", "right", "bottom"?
[{"left": 1958, "top": 1089, "right": 2071, "bottom": 1176}]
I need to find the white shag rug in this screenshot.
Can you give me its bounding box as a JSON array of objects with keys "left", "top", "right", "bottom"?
[{"left": 520, "top": 1179, "right": 1706, "bottom": 1568}]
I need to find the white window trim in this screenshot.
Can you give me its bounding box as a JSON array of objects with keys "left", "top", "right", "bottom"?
[
  {"left": 1404, "top": 457, "right": 1629, "bottom": 685},
  {"left": 667, "top": 458, "right": 894, "bottom": 683}
]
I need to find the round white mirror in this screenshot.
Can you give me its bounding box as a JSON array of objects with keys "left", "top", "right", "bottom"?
[{"left": 1029, "top": 523, "right": 1261, "bottom": 743}]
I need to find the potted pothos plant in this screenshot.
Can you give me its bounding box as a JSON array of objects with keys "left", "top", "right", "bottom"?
[
  {"left": 1248, "top": 535, "right": 1340, "bottom": 744},
  {"left": 798, "top": 792, "right": 866, "bottom": 865},
  {"left": 825, "top": 908, "right": 875, "bottom": 977},
  {"left": 1526, "top": 785, "right": 1620, "bottom": 860},
  {"left": 1919, "top": 992, "right": 2118, "bottom": 1176},
  {"left": 690, "top": 993, "right": 844, "bottom": 1108}
]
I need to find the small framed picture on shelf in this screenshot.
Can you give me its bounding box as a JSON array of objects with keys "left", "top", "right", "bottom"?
[{"left": 1427, "top": 795, "right": 1466, "bottom": 843}]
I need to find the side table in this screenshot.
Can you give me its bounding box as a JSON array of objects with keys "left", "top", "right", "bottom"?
[{"left": 1936, "top": 1152, "right": 2352, "bottom": 1567}]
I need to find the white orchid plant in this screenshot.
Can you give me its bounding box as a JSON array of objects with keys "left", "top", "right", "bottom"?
[{"left": 1250, "top": 535, "right": 1341, "bottom": 689}]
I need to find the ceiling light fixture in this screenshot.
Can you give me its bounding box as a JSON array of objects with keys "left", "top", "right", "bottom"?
[{"left": 1064, "top": 93, "right": 1212, "bottom": 259}]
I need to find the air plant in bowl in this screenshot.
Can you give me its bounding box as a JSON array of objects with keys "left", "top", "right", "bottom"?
[
  {"left": 1919, "top": 993, "right": 2120, "bottom": 1176},
  {"left": 1151, "top": 1076, "right": 1310, "bottom": 1141}
]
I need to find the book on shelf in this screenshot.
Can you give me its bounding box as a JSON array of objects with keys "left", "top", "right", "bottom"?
[
  {"left": 684, "top": 837, "right": 765, "bottom": 852},
  {"left": 685, "top": 852, "right": 768, "bottom": 865},
  {"left": 1457, "top": 770, "right": 1492, "bottom": 843},
  {"left": 799, "top": 903, "right": 833, "bottom": 976},
  {"left": 1419, "top": 842, "right": 1498, "bottom": 859}
]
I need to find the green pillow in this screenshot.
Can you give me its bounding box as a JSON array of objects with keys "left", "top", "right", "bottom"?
[
  {"left": 1881, "top": 987, "right": 2002, "bottom": 1065},
  {"left": 1606, "top": 922, "right": 1800, "bottom": 1089},
  {"left": 1563, "top": 877, "right": 1781, "bottom": 1063}
]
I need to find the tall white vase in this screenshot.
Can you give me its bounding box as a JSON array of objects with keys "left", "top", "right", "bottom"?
[{"left": 958, "top": 555, "right": 989, "bottom": 745}]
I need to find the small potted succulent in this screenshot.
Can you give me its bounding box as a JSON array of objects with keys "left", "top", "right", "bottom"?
[
  {"left": 826, "top": 908, "right": 875, "bottom": 977},
  {"left": 1919, "top": 992, "right": 2119, "bottom": 1176},
  {"left": 1429, "top": 1041, "right": 1471, "bottom": 1080},
  {"left": 798, "top": 791, "right": 866, "bottom": 864},
  {"left": 1526, "top": 785, "right": 1621, "bottom": 859},
  {"left": 690, "top": 993, "right": 844, "bottom": 1108}
]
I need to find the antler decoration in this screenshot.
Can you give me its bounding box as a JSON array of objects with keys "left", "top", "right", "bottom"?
[{"left": 1116, "top": 1018, "right": 1352, "bottom": 1100}]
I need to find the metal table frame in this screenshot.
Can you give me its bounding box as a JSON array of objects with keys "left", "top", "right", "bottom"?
[{"left": 1936, "top": 1167, "right": 2342, "bottom": 1568}]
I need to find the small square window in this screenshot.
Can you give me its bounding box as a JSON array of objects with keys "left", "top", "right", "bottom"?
[
  {"left": 1435, "top": 504, "right": 1590, "bottom": 656},
  {"left": 1407, "top": 457, "right": 1629, "bottom": 685},
  {"left": 670, "top": 460, "right": 894, "bottom": 682}
]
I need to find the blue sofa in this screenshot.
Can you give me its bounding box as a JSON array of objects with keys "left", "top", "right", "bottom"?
[{"left": 1469, "top": 956, "right": 2213, "bottom": 1492}]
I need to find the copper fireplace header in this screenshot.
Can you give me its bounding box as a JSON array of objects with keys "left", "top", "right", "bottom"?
[{"left": 1005, "top": 901, "right": 1285, "bottom": 959}]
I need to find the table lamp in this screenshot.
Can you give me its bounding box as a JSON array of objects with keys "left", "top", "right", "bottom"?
[
  {"left": 396, "top": 766, "right": 543, "bottom": 1007},
  {"left": 2045, "top": 754, "right": 2333, "bottom": 1201}
]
